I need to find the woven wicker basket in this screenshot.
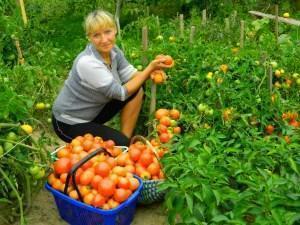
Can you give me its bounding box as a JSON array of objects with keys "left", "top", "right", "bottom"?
[{"left": 130, "top": 135, "right": 166, "bottom": 204}]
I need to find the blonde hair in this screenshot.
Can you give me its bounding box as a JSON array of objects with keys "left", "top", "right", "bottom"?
[{"left": 84, "top": 10, "right": 116, "bottom": 35}]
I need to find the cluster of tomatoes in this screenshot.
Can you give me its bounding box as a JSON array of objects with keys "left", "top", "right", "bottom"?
[
  {"left": 148, "top": 108, "right": 181, "bottom": 158},
  {"left": 264, "top": 112, "right": 299, "bottom": 144},
  {"left": 117, "top": 140, "right": 164, "bottom": 181},
  {"left": 282, "top": 111, "right": 299, "bottom": 128},
  {"left": 48, "top": 134, "right": 140, "bottom": 210},
  {"left": 150, "top": 55, "right": 174, "bottom": 84}
]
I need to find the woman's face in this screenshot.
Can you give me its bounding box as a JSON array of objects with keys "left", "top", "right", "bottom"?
[{"left": 88, "top": 26, "right": 117, "bottom": 55}]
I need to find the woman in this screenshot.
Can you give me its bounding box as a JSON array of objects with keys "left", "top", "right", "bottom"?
[{"left": 52, "top": 9, "right": 172, "bottom": 146}]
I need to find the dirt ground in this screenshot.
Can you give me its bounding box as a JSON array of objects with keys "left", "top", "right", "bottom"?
[{"left": 24, "top": 189, "right": 167, "bottom": 225}]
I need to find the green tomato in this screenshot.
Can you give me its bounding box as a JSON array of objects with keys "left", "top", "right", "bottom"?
[
  {"left": 282, "top": 83, "right": 290, "bottom": 89},
  {"left": 45, "top": 103, "right": 51, "bottom": 109},
  {"left": 205, "top": 108, "right": 214, "bottom": 116},
  {"left": 34, "top": 169, "right": 45, "bottom": 179},
  {"left": 256, "top": 97, "right": 261, "bottom": 103},
  {"left": 136, "top": 65, "right": 143, "bottom": 71},
  {"left": 4, "top": 142, "right": 14, "bottom": 152},
  {"left": 29, "top": 165, "right": 40, "bottom": 176},
  {"left": 155, "top": 35, "right": 163, "bottom": 41},
  {"left": 292, "top": 73, "right": 299, "bottom": 79},
  {"left": 6, "top": 132, "right": 17, "bottom": 141},
  {"left": 198, "top": 103, "right": 207, "bottom": 112},
  {"left": 130, "top": 52, "right": 138, "bottom": 58},
  {"left": 0, "top": 146, "right": 3, "bottom": 156},
  {"left": 296, "top": 78, "right": 300, "bottom": 85},
  {"left": 270, "top": 61, "right": 278, "bottom": 68},
  {"left": 205, "top": 89, "right": 212, "bottom": 96},
  {"left": 170, "top": 120, "right": 177, "bottom": 127},
  {"left": 9, "top": 190, "right": 18, "bottom": 199}
]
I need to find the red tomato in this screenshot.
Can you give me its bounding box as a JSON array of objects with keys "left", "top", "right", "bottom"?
[
  {"left": 53, "top": 158, "right": 72, "bottom": 175},
  {"left": 98, "top": 178, "right": 116, "bottom": 197},
  {"left": 95, "top": 162, "right": 111, "bottom": 177},
  {"left": 138, "top": 152, "right": 153, "bottom": 167},
  {"left": 113, "top": 188, "right": 129, "bottom": 203},
  {"left": 128, "top": 146, "right": 141, "bottom": 161},
  {"left": 79, "top": 170, "right": 94, "bottom": 185}
]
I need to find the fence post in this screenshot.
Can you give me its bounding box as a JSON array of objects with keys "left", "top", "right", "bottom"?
[
  {"left": 202, "top": 9, "right": 207, "bottom": 26},
  {"left": 156, "top": 16, "right": 161, "bottom": 35},
  {"left": 18, "top": 0, "right": 28, "bottom": 26},
  {"left": 274, "top": 4, "right": 279, "bottom": 44},
  {"left": 190, "top": 26, "right": 195, "bottom": 44},
  {"left": 240, "top": 20, "right": 245, "bottom": 48},
  {"left": 225, "top": 18, "right": 230, "bottom": 32},
  {"left": 142, "top": 26, "right": 155, "bottom": 132},
  {"left": 232, "top": 10, "right": 237, "bottom": 26},
  {"left": 180, "top": 14, "right": 184, "bottom": 38},
  {"left": 268, "top": 66, "right": 273, "bottom": 96},
  {"left": 12, "top": 36, "right": 25, "bottom": 65}
]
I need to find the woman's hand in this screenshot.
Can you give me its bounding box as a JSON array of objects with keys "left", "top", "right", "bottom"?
[
  {"left": 124, "top": 55, "right": 174, "bottom": 96},
  {"left": 148, "top": 55, "right": 174, "bottom": 72}
]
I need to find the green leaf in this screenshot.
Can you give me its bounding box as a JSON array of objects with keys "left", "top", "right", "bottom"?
[
  {"left": 271, "top": 209, "right": 283, "bottom": 225},
  {"left": 212, "top": 189, "right": 221, "bottom": 206},
  {"left": 288, "top": 157, "right": 299, "bottom": 175},
  {"left": 0, "top": 198, "right": 12, "bottom": 204},
  {"left": 185, "top": 192, "right": 194, "bottom": 214},
  {"left": 194, "top": 192, "right": 203, "bottom": 202},
  {"left": 167, "top": 209, "right": 177, "bottom": 225},
  {"left": 211, "top": 215, "right": 229, "bottom": 222},
  {"left": 188, "top": 139, "right": 201, "bottom": 148}
]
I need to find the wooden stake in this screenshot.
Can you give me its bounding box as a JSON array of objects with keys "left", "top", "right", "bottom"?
[
  {"left": 190, "top": 26, "right": 195, "bottom": 44},
  {"left": 202, "top": 9, "right": 207, "bottom": 26},
  {"left": 142, "top": 26, "right": 148, "bottom": 64},
  {"left": 19, "top": 0, "right": 28, "bottom": 26},
  {"left": 274, "top": 5, "right": 279, "bottom": 44},
  {"left": 225, "top": 18, "right": 230, "bottom": 32},
  {"left": 142, "top": 26, "right": 155, "bottom": 133},
  {"left": 115, "top": 0, "right": 123, "bottom": 39},
  {"left": 179, "top": 14, "right": 184, "bottom": 38},
  {"left": 268, "top": 66, "right": 273, "bottom": 96},
  {"left": 240, "top": 20, "right": 245, "bottom": 48},
  {"left": 156, "top": 16, "right": 160, "bottom": 35},
  {"left": 13, "top": 37, "right": 25, "bottom": 65},
  {"left": 232, "top": 10, "right": 237, "bottom": 26}
]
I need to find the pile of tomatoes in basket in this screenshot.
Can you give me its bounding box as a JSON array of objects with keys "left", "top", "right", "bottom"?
[
  {"left": 48, "top": 133, "right": 164, "bottom": 210},
  {"left": 119, "top": 139, "right": 164, "bottom": 180},
  {"left": 48, "top": 134, "right": 140, "bottom": 210}
]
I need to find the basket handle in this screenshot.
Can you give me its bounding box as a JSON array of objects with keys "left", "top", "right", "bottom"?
[
  {"left": 64, "top": 147, "right": 112, "bottom": 202},
  {"left": 130, "top": 135, "right": 159, "bottom": 159}
]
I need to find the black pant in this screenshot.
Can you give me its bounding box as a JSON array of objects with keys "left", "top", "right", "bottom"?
[{"left": 52, "top": 89, "right": 141, "bottom": 146}]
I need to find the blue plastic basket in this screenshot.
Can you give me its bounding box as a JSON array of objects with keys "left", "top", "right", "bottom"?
[{"left": 45, "top": 176, "right": 143, "bottom": 225}]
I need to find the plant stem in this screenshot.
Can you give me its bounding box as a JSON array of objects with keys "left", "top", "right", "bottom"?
[{"left": 0, "top": 167, "right": 25, "bottom": 225}]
